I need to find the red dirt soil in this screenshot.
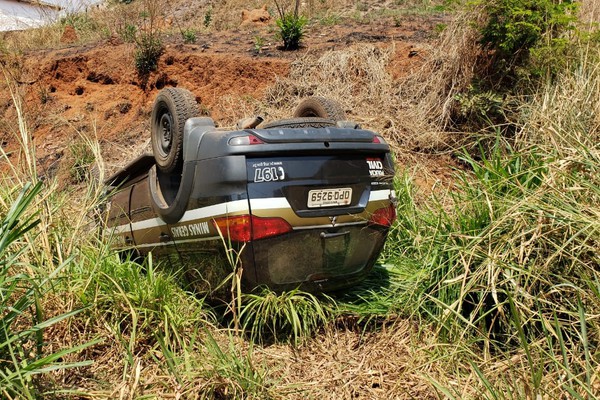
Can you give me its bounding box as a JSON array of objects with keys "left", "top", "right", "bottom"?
[{"left": 0, "top": 12, "right": 445, "bottom": 181}]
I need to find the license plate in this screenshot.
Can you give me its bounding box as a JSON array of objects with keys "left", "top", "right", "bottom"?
[{"left": 307, "top": 188, "right": 352, "bottom": 208}]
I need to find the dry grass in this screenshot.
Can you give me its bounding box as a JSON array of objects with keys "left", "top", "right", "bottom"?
[{"left": 256, "top": 320, "right": 440, "bottom": 399}]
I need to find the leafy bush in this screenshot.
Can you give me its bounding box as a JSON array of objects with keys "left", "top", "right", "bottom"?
[
  {"left": 182, "top": 28, "right": 197, "bottom": 44},
  {"left": 134, "top": 33, "right": 163, "bottom": 75},
  {"left": 474, "top": 0, "right": 578, "bottom": 83},
  {"left": 276, "top": 13, "right": 308, "bottom": 50}
]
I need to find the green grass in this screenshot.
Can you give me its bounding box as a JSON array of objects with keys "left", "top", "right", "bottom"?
[
  {"left": 0, "top": 1, "right": 599, "bottom": 397},
  {"left": 0, "top": 182, "right": 95, "bottom": 399},
  {"left": 239, "top": 287, "right": 335, "bottom": 345}
]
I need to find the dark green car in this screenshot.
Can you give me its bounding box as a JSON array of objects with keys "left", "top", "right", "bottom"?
[{"left": 104, "top": 88, "right": 396, "bottom": 293}]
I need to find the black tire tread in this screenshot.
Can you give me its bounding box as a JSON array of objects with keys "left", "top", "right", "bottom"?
[
  {"left": 261, "top": 117, "right": 337, "bottom": 129},
  {"left": 151, "top": 87, "right": 198, "bottom": 173},
  {"left": 293, "top": 96, "right": 346, "bottom": 120}
]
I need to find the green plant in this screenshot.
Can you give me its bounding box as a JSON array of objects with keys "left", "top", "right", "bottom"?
[
  {"left": 182, "top": 28, "right": 197, "bottom": 44},
  {"left": 0, "top": 182, "right": 94, "bottom": 398},
  {"left": 319, "top": 13, "right": 340, "bottom": 26},
  {"left": 453, "top": 84, "right": 505, "bottom": 126},
  {"left": 69, "top": 138, "right": 95, "bottom": 183},
  {"left": 474, "top": 0, "right": 578, "bottom": 82},
  {"left": 134, "top": 33, "right": 163, "bottom": 75},
  {"left": 253, "top": 35, "right": 265, "bottom": 54},
  {"left": 119, "top": 24, "right": 137, "bottom": 43},
  {"left": 60, "top": 13, "right": 98, "bottom": 33},
  {"left": 204, "top": 6, "right": 213, "bottom": 28},
  {"left": 274, "top": 0, "right": 308, "bottom": 50},
  {"left": 201, "top": 331, "right": 273, "bottom": 398},
  {"left": 239, "top": 287, "right": 334, "bottom": 345}
]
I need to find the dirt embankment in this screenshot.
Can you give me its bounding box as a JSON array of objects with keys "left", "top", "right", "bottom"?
[{"left": 0, "top": 13, "right": 443, "bottom": 180}]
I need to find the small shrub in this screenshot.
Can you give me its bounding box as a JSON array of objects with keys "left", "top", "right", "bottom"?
[
  {"left": 276, "top": 13, "right": 308, "bottom": 50},
  {"left": 134, "top": 33, "right": 163, "bottom": 75},
  {"left": 182, "top": 28, "right": 197, "bottom": 44},
  {"left": 203, "top": 6, "right": 213, "bottom": 28},
  {"left": 274, "top": 0, "right": 307, "bottom": 50},
  {"left": 253, "top": 35, "right": 265, "bottom": 54},
  {"left": 119, "top": 24, "right": 137, "bottom": 43},
  {"left": 454, "top": 84, "right": 505, "bottom": 126},
  {"left": 474, "top": 0, "right": 578, "bottom": 83}
]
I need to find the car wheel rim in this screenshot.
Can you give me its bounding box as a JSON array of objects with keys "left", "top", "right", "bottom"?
[{"left": 159, "top": 112, "right": 173, "bottom": 156}]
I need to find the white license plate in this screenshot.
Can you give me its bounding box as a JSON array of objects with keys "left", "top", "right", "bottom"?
[{"left": 307, "top": 188, "right": 352, "bottom": 208}]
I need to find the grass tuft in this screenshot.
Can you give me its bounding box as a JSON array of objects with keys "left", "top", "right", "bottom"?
[{"left": 239, "top": 287, "right": 334, "bottom": 346}]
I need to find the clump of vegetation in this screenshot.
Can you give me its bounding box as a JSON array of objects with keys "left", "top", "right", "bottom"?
[
  {"left": 274, "top": 0, "right": 308, "bottom": 50},
  {"left": 253, "top": 35, "right": 265, "bottom": 54},
  {"left": 451, "top": 0, "right": 579, "bottom": 130},
  {"left": 0, "top": 182, "right": 95, "bottom": 399},
  {"left": 203, "top": 6, "right": 213, "bottom": 28},
  {"left": 119, "top": 23, "right": 137, "bottom": 43},
  {"left": 68, "top": 138, "right": 95, "bottom": 183},
  {"left": 476, "top": 0, "right": 578, "bottom": 82},
  {"left": 239, "top": 287, "right": 334, "bottom": 345},
  {"left": 132, "top": 0, "right": 165, "bottom": 76},
  {"left": 134, "top": 33, "right": 163, "bottom": 75},
  {"left": 182, "top": 28, "right": 197, "bottom": 44}
]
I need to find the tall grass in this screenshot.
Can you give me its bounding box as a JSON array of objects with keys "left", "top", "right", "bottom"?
[
  {"left": 379, "top": 33, "right": 600, "bottom": 396},
  {"left": 0, "top": 182, "right": 96, "bottom": 399}
]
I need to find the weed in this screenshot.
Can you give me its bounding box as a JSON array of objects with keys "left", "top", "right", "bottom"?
[
  {"left": 274, "top": 0, "right": 308, "bottom": 50},
  {"left": 201, "top": 331, "right": 273, "bottom": 398},
  {"left": 134, "top": 33, "right": 163, "bottom": 75},
  {"left": 0, "top": 182, "right": 95, "bottom": 398},
  {"left": 119, "top": 24, "right": 137, "bottom": 43},
  {"left": 68, "top": 138, "right": 95, "bottom": 183},
  {"left": 240, "top": 287, "right": 334, "bottom": 345},
  {"left": 253, "top": 35, "right": 265, "bottom": 54},
  {"left": 182, "top": 28, "right": 197, "bottom": 44},
  {"left": 356, "top": 2, "right": 368, "bottom": 12},
  {"left": 319, "top": 13, "right": 340, "bottom": 26},
  {"left": 204, "top": 6, "right": 213, "bottom": 28}
]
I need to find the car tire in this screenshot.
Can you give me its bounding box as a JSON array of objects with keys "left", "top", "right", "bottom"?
[
  {"left": 151, "top": 87, "right": 198, "bottom": 173},
  {"left": 261, "top": 117, "right": 337, "bottom": 129},
  {"left": 293, "top": 96, "right": 346, "bottom": 120}
]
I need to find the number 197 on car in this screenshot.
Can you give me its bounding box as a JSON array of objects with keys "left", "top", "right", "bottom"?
[{"left": 307, "top": 188, "right": 352, "bottom": 208}]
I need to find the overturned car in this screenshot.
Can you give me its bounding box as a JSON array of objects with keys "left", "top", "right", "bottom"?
[{"left": 104, "top": 88, "right": 396, "bottom": 293}]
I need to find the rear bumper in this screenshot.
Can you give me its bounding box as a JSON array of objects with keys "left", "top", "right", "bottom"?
[{"left": 242, "top": 224, "right": 389, "bottom": 292}]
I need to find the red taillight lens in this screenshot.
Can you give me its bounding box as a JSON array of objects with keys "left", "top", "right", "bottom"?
[
  {"left": 212, "top": 215, "right": 292, "bottom": 242},
  {"left": 249, "top": 135, "right": 264, "bottom": 145},
  {"left": 368, "top": 204, "right": 396, "bottom": 227},
  {"left": 228, "top": 135, "right": 264, "bottom": 146},
  {"left": 251, "top": 216, "right": 292, "bottom": 240}
]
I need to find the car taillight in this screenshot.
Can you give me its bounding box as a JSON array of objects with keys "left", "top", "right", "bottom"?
[
  {"left": 252, "top": 216, "right": 292, "bottom": 240},
  {"left": 228, "top": 135, "right": 264, "bottom": 146},
  {"left": 212, "top": 215, "right": 292, "bottom": 242},
  {"left": 368, "top": 204, "right": 396, "bottom": 227}
]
